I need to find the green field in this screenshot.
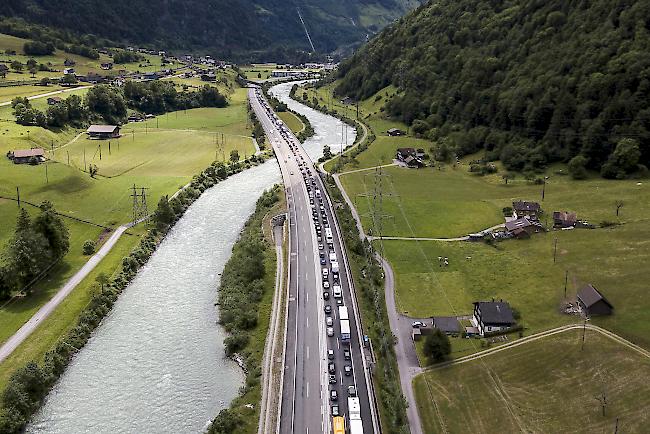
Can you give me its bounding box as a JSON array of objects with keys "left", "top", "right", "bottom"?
[
  {"left": 414, "top": 329, "right": 650, "bottom": 434},
  {"left": 278, "top": 111, "right": 304, "bottom": 134}
]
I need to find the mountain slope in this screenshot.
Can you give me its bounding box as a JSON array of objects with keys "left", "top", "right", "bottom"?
[
  {"left": 0, "top": 0, "right": 421, "bottom": 58},
  {"left": 336, "top": 0, "right": 650, "bottom": 176}
]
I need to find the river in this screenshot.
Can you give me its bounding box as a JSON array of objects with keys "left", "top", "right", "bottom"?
[{"left": 28, "top": 82, "right": 352, "bottom": 433}]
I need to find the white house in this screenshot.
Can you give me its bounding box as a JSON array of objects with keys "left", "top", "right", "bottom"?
[{"left": 472, "top": 301, "right": 515, "bottom": 336}]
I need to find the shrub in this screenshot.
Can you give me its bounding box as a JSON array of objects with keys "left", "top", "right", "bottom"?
[{"left": 82, "top": 240, "right": 96, "bottom": 255}]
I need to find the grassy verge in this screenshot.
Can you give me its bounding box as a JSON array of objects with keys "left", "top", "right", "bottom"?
[
  {"left": 413, "top": 329, "right": 650, "bottom": 433},
  {"left": 278, "top": 111, "right": 304, "bottom": 134},
  {"left": 322, "top": 173, "right": 409, "bottom": 433},
  {"left": 208, "top": 186, "right": 284, "bottom": 434}
]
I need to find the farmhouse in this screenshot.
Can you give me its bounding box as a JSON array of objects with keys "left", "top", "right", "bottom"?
[
  {"left": 87, "top": 125, "right": 121, "bottom": 139},
  {"left": 553, "top": 211, "right": 577, "bottom": 228},
  {"left": 432, "top": 317, "right": 461, "bottom": 336},
  {"left": 577, "top": 284, "right": 613, "bottom": 316},
  {"left": 201, "top": 72, "right": 217, "bottom": 82},
  {"left": 63, "top": 68, "right": 75, "bottom": 75},
  {"left": 143, "top": 72, "right": 159, "bottom": 81},
  {"left": 387, "top": 128, "right": 405, "bottom": 136},
  {"left": 396, "top": 148, "right": 424, "bottom": 167},
  {"left": 100, "top": 62, "right": 113, "bottom": 70},
  {"left": 472, "top": 301, "right": 516, "bottom": 336},
  {"left": 504, "top": 217, "right": 543, "bottom": 238},
  {"left": 8, "top": 148, "right": 45, "bottom": 164},
  {"left": 513, "top": 200, "right": 542, "bottom": 220},
  {"left": 47, "top": 97, "right": 62, "bottom": 105},
  {"left": 64, "top": 58, "right": 76, "bottom": 66},
  {"left": 0, "top": 64, "right": 8, "bottom": 74}
]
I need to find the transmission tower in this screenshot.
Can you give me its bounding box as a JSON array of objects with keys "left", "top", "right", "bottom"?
[
  {"left": 130, "top": 184, "right": 150, "bottom": 223},
  {"left": 356, "top": 165, "right": 395, "bottom": 252}
]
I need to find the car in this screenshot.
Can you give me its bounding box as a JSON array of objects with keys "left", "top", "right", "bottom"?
[
  {"left": 412, "top": 321, "right": 425, "bottom": 328},
  {"left": 348, "top": 385, "right": 357, "bottom": 397},
  {"left": 343, "top": 349, "right": 351, "bottom": 360},
  {"left": 320, "top": 257, "right": 326, "bottom": 265},
  {"left": 327, "top": 327, "right": 334, "bottom": 336},
  {"left": 331, "top": 405, "right": 340, "bottom": 416},
  {"left": 323, "top": 281, "right": 330, "bottom": 290},
  {"left": 326, "top": 316, "right": 333, "bottom": 326},
  {"left": 336, "top": 298, "right": 344, "bottom": 306},
  {"left": 324, "top": 305, "right": 332, "bottom": 314},
  {"left": 319, "top": 251, "right": 325, "bottom": 258},
  {"left": 344, "top": 365, "right": 352, "bottom": 376},
  {"left": 329, "top": 375, "right": 337, "bottom": 384},
  {"left": 323, "top": 291, "right": 330, "bottom": 300},
  {"left": 322, "top": 268, "right": 329, "bottom": 278},
  {"left": 333, "top": 285, "right": 342, "bottom": 298},
  {"left": 328, "top": 349, "right": 335, "bottom": 360},
  {"left": 290, "top": 171, "right": 293, "bottom": 175},
  {"left": 330, "top": 390, "right": 338, "bottom": 401},
  {"left": 318, "top": 244, "right": 324, "bottom": 250},
  {"left": 328, "top": 362, "right": 336, "bottom": 373},
  {"left": 317, "top": 236, "right": 322, "bottom": 242}
]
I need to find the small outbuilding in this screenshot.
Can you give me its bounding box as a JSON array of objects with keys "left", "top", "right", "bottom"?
[
  {"left": 9, "top": 148, "right": 45, "bottom": 164},
  {"left": 87, "top": 125, "right": 121, "bottom": 139},
  {"left": 553, "top": 211, "right": 577, "bottom": 228},
  {"left": 504, "top": 217, "right": 543, "bottom": 238},
  {"left": 577, "top": 284, "right": 613, "bottom": 316},
  {"left": 387, "top": 128, "right": 405, "bottom": 136},
  {"left": 432, "top": 316, "right": 461, "bottom": 336},
  {"left": 47, "top": 97, "right": 63, "bottom": 105}
]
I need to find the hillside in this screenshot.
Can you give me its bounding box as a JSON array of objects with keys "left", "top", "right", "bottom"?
[
  {"left": 335, "top": 0, "right": 650, "bottom": 178},
  {"left": 0, "top": 0, "right": 421, "bottom": 60}
]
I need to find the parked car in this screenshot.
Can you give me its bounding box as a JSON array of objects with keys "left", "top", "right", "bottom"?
[{"left": 412, "top": 321, "right": 425, "bottom": 328}]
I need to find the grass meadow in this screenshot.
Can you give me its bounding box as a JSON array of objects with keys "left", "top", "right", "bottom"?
[
  {"left": 413, "top": 329, "right": 650, "bottom": 434},
  {"left": 277, "top": 111, "right": 304, "bottom": 134}
]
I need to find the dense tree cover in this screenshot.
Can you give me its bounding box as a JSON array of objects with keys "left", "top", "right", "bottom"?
[
  {"left": 336, "top": 0, "right": 650, "bottom": 178},
  {"left": 12, "top": 82, "right": 227, "bottom": 129},
  {"left": 0, "top": 0, "right": 420, "bottom": 60},
  {"left": 0, "top": 202, "right": 70, "bottom": 298},
  {"left": 112, "top": 50, "right": 142, "bottom": 64},
  {"left": 0, "top": 155, "right": 267, "bottom": 433},
  {"left": 22, "top": 40, "right": 54, "bottom": 55},
  {"left": 64, "top": 44, "right": 99, "bottom": 59}
]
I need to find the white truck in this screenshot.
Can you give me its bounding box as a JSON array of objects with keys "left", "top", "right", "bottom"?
[{"left": 348, "top": 397, "right": 363, "bottom": 434}]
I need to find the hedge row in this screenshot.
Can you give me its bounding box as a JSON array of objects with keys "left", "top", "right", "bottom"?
[{"left": 0, "top": 155, "right": 268, "bottom": 433}]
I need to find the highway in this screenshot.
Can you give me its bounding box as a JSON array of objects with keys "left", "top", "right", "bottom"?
[{"left": 249, "top": 86, "right": 377, "bottom": 434}]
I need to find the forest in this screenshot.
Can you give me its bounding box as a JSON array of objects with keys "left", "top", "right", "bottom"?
[{"left": 335, "top": 0, "right": 650, "bottom": 178}]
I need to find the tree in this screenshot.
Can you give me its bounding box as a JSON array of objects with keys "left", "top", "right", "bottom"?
[
  {"left": 323, "top": 145, "right": 333, "bottom": 160},
  {"left": 209, "top": 408, "right": 242, "bottom": 434},
  {"left": 615, "top": 200, "right": 624, "bottom": 217},
  {"left": 568, "top": 155, "right": 588, "bottom": 179},
  {"left": 29, "top": 68, "right": 37, "bottom": 78},
  {"left": 229, "top": 149, "right": 240, "bottom": 163},
  {"left": 82, "top": 240, "right": 96, "bottom": 255},
  {"left": 423, "top": 328, "right": 451, "bottom": 363},
  {"left": 153, "top": 195, "right": 175, "bottom": 229},
  {"left": 85, "top": 84, "right": 127, "bottom": 124},
  {"left": 257, "top": 72, "right": 261, "bottom": 79},
  {"left": 601, "top": 138, "right": 641, "bottom": 179},
  {"left": 4, "top": 208, "right": 52, "bottom": 289},
  {"left": 26, "top": 58, "right": 37, "bottom": 70},
  {"left": 61, "top": 73, "right": 78, "bottom": 85},
  {"left": 39, "top": 77, "right": 50, "bottom": 86},
  {"left": 33, "top": 201, "right": 70, "bottom": 259},
  {"left": 95, "top": 272, "right": 109, "bottom": 291},
  {"left": 10, "top": 61, "right": 23, "bottom": 73}
]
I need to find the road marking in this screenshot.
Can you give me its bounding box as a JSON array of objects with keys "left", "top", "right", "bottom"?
[
  {"left": 306, "top": 316, "right": 309, "bottom": 328},
  {"left": 307, "top": 346, "right": 310, "bottom": 360},
  {"left": 337, "top": 338, "right": 340, "bottom": 349},
  {"left": 306, "top": 381, "right": 309, "bottom": 398}
]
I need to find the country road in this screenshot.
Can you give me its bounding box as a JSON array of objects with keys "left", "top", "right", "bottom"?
[
  {"left": 0, "top": 221, "right": 134, "bottom": 363},
  {"left": 0, "top": 85, "right": 92, "bottom": 106}
]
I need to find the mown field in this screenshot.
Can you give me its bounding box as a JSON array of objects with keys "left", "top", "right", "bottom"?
[{"left": 414, "top": 329, "right": 650, "bottom": 434}]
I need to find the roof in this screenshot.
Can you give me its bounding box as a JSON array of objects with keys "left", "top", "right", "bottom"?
[
  {"left": 433, "top": 316, "right": 461, "bottom": 333},
  {"left": 0, "top": 64, "right": 8, "bottom": 71},
  {"left": 48, "top": 97, "right": 62, "bottom": 102},
  {"left": 87, "top": 125, "right": 119, "bottom": 134},
  {"left": 388, "top": 128, "right": 404, "bottom": 133},
  {"left": 397, "top": 147, "right": 416, "bottom": 155},
  {"left": 474, "top": 301, "right": 515, "bottom": 325},
  {"left": 504, "top": 217, "right": 533, "bottom": 232},
  {"left": 513, "top": 200, "right": 541, "bottom": 212},
  {"left": 553, "top": 211, "right": 577, "bottom": 223},
  {"left": 13, "top": 148, "right": 45, "bottom": 158},
  {"left": 578, "top": 284, "right": 613, "bottom": 309}
]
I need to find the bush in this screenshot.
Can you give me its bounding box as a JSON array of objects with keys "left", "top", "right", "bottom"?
[{"left": 82, "top": 240, "right": 96, "bottom": 255}]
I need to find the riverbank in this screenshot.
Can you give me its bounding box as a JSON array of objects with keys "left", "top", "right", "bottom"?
[
  {"left": 0, "top": 155, "right": 270, "bottom": 433},
  {"left": 208, "top": 186, "right": 285, "bottom": 434},
  {"left": 261, "top": 84, "right": 314, "bottom": 143}
]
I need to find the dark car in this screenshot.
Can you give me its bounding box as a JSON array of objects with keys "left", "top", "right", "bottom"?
[
  {"left": 343, "top": 349, "right": 351, "bottom": 360},
  {"left": 323, "top": 291, "right": 330, "bottom": 300},
  {"left": 329, "top": 374, "right": 337, "bottom": 384},
  {"left": 320, "top": 257, "right": 326, "bottom": 265},
  {"left": 328, "top": 362, "right": 336, "bottom": 373}
]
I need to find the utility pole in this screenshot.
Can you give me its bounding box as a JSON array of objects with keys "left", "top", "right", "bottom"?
[
  {"left": 564, "top": 270, "right": 568, "bottom": 299},
  {"left": 581, "top": 317, "right": 588, "bottom": 350},
  {"left": 84, "top": 147, "right": 86, "bottom": 171},
  {"left": 16, "top": 186, "right": 20, "bottom": 208},
  {"left": 542, "top": 176, "right": 549, "bottom": 200},
  {"left": 45, "top": 162, "right": 48, "bottom": 183},
  {"left": 67, "top": 150, "right": 70, "bottom": 165},
  {"left": 553, "top": 237, "right": 558, "bottom": 264}
]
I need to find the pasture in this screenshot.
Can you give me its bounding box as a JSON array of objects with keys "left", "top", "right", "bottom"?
[{"left": 413, "top": 329, "right": 650, "bottom": 434}]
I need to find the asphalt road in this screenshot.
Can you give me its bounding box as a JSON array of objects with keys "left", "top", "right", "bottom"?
[{"left": 249, "top": 87, "right": 376, "bottom": 434}]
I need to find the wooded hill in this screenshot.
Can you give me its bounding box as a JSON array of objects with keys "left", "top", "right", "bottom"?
[
  {"left": 335, "top": 0, "right": 650, "bottom": 178},
  {"left": 0, "top": 0, "right": 420, "bottom": 61}
]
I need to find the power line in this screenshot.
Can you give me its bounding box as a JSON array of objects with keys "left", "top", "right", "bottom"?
[{"left": 130, "top": 184, "right": 149, "bottom": 224}]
